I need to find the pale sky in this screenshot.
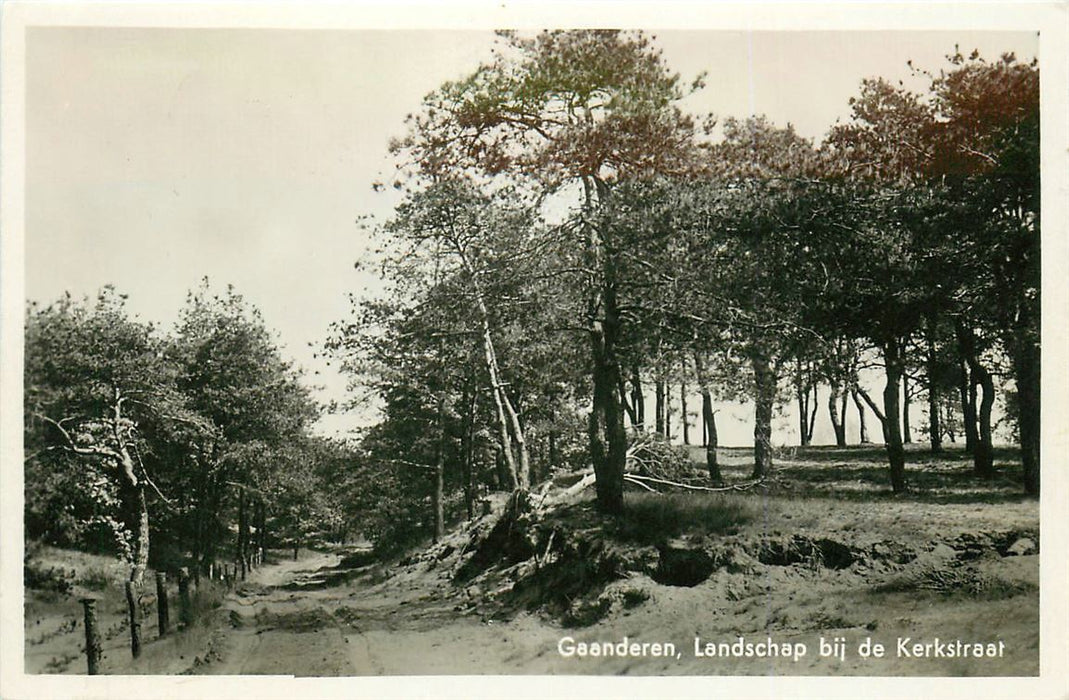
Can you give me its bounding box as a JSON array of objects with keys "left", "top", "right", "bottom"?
[{"left": 25, "top": 28, "right": 1038, "bottom": 444}]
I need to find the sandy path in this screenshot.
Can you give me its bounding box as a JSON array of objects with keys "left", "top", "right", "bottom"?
[
  {"left": 198, "top": 548, "right": 569, "bottom": 675},
  {"left": 202, "top": 550, "right": 357, "bottom": 675}
]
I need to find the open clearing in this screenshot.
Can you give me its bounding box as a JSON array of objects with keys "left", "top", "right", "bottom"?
[{"left": 25, "top": 444, "right": 1038, "bottom": 676}]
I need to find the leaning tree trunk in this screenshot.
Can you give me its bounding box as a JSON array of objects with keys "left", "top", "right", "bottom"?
[
  {"left": 751, "top": 352, "right": 776, "bottom": 479},
  {"left": 851, "top": 388, "right": 871, "bottom": 444},
  {"left": 459, "top": 247, "right": 529, "bottom": 491},
  {"left": 881, "top": 339, "right": 907, "bottom": 493},
  {"left": 828, "top": 382, "right": 846, "bottom": 447},
  {"left": 814, "top": 387, "right": 825, "bottom": 447}
]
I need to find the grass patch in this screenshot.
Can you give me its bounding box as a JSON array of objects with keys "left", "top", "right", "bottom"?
[
  {"left": 75, "top": 567, "right": 113, "bottom": 592},
  {"left": 874, "top": 564, "right": 1038, "bottom": 600},
  {"left": 183, "top": 580, "right": 225, "bottom": 629},
  {"left": 621, "top": 587, "right": 651, "bottom": 609},
  {"left": 614, "top": 492, "right": 755, "bottom": 545}
]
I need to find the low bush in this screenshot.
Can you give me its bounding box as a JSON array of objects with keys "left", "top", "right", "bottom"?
[
  {"left": 614, "top": 492, "right": 754, "bottom": 545},
  {"left": 24, "top": 561, "right": 75, "bottom": 594}
]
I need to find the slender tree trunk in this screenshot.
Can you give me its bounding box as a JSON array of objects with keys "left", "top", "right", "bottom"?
[
  {"left": 851, "top": 388, "right": 871, "bottom": 444},
  {"left": 680, "top": 379, "right": 690, "bottom": 445},
  {"left": 256, "top": 500, "right": 266, "bottom": 563},
  {"left": 124, "top": 580, "right": 142, "bottom": 659},
  {"left": 631, "top": 364, "right": 645, "bottom": 430},
  {"left": 813, "top": 385, "right": 823, "bottom": 446},
  {"left": 493, "top": 447, "right": 508, "bottom": 491},
  {"left": 794, "top": 361, "right": 818, "bottom": 447},
  {"left": 548, "top": 397, "right": 561, "bottom": 473},
  {"left": 882, "top": 339, "right": 907, "bottom": 493},
  {"left": 693, "top": 353, "right": 721, "bottom": 483},
  {"left": 943, "top": 401, "right": 957, "bottom": 443},
  {"left": 619, "top": 376, "right": 637, "bottom": 427},
  {"left": 751, "top": 352, "right": 775, "bottom": 479},
  {"left": 902, "top": 374, "right": 913, "bottom": 444},
  {"left": 237, "top": 489, "right": 247, "bottom": 581},
  {"left": 703, "top": 391, "right": 720, "bottom": 483},
  {"left": 837, "top": 390, "right": 847, "bottom": 444},
  {"left": 462, "top": 384, "right": 477, "bottom": 521},
  {"left": 432, "top": 394, "right": 446, "bottom": 542},
  {"left": 959, "top": 359, "right": 979, "bottom": 454},
  {"left": 926, "top": 316, "right": 943, "bottom": 453},
  {"left": 665, "top": 374, "right": 673, "bottom": 441},
  {"left": 828, "top": 382, "right": 846, "bottom": 446},
  {"left": 654, "top": 377, "right": 666, "bottom": 436},
  {"left": 459, "top": 250, "right": 529, "bottom": 491}
]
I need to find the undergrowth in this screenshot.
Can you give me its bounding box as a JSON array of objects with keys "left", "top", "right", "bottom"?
[{"left": 614, "top": 492, "right": 755, "bottom": 545}]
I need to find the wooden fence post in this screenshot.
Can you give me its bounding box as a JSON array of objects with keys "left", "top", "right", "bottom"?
[
  {"left": 178, "top": 568, "right": 192, "bottom": 628},
  {"left": 124, "top": 581, "right": 142, "bottom": 659},
  {"left": 81, "top": 598, "right": 101, "bottom": 675},
  {"left": 155, "top": 572, "right": 170, "bottom": 637}
]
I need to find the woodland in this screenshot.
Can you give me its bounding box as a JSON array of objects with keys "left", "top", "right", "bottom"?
[{"left": 22, "top": 31, "right": 1040, "bottom": 677}]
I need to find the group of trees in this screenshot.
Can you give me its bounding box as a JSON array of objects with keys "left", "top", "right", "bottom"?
[
  {"left": 25, "top": 283, "right": 346, "bottom": 588},
  {"left": 25, "top": 31, "right": 1039, "bottom": 565},
  {"left": 330, "top": 30, "right": 1039, "bottom": 535}
]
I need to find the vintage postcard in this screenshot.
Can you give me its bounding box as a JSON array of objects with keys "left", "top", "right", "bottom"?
[{"left": 1, "top": 2, "right": 1066, "bottom": 699}]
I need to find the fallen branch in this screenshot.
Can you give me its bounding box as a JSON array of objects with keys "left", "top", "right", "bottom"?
[
  {"left": 543, "top": 472, "right": 597, "bottom": 505},
  {"left": 624, "top": 475, "right": 659, "bottom": 492},
  {"left": 624, "top": 472, "right": 766, "bottom": 493}
]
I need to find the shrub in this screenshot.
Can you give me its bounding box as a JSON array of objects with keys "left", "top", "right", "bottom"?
[
  {"left": 614, "top": 492, "right": 754, "bottom": 545},
  {"left": 24, "top": 561, "right": 75, "bottom": 594}
]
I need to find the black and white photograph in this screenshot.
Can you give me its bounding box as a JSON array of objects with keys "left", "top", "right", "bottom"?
[{"left": 1, "top": 3, "right": 1067, "bottom": 698}]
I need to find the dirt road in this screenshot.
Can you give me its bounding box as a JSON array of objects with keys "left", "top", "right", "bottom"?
[{"left": 202, "top": 548, "right": 568, "bottom": 676}]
